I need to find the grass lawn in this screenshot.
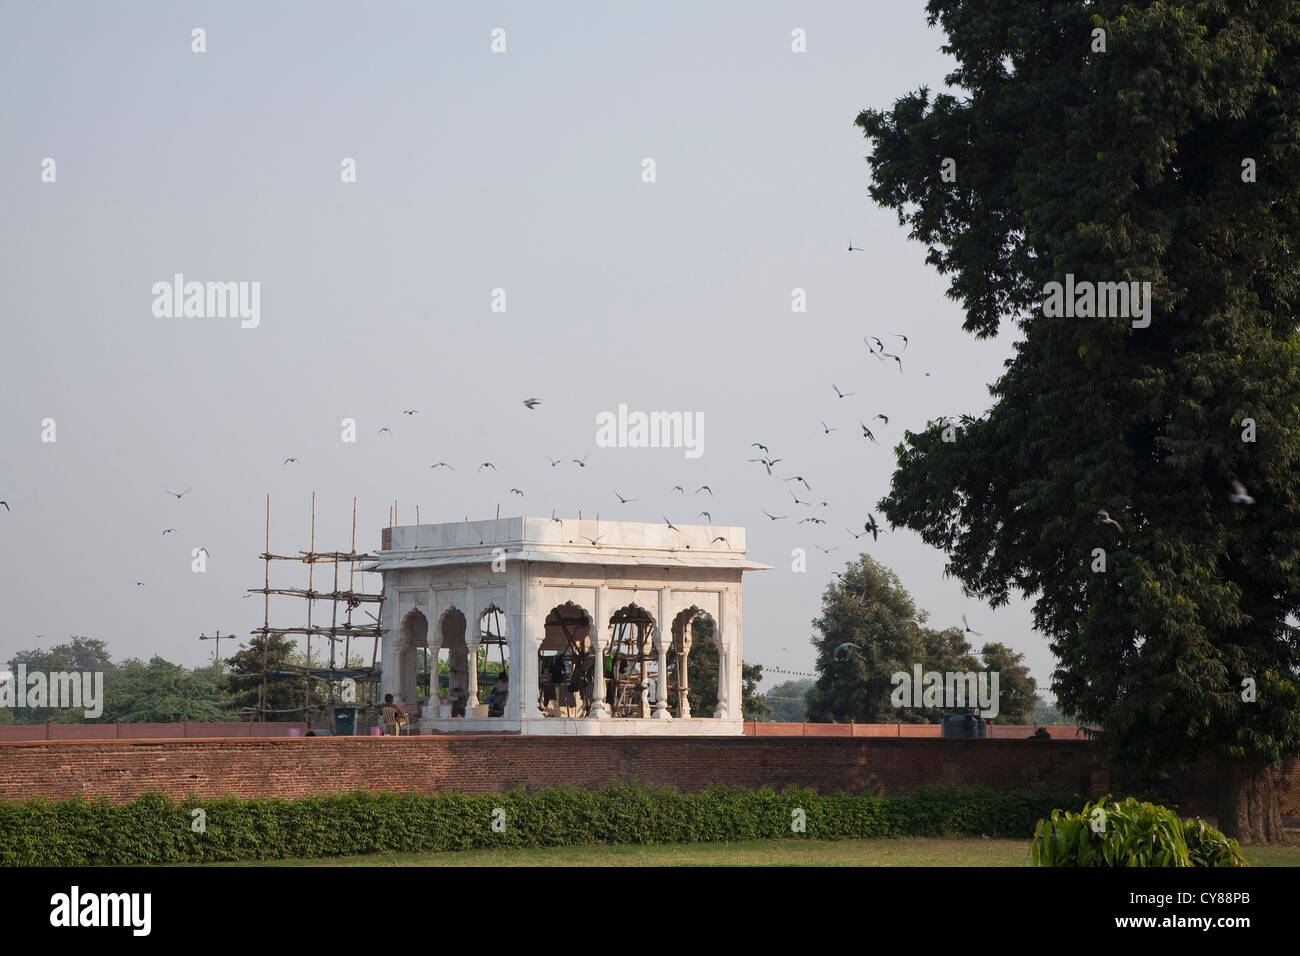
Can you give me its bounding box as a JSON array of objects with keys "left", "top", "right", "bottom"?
[{"left": 204, "top": 836, "right": 1300, "bottom": 867}]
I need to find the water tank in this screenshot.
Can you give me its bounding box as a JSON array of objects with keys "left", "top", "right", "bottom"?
[{"left": 941, "top": 714, "right": 987, "bottom": 738}]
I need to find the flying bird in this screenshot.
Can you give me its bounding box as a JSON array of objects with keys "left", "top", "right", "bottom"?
[
  {"left": 1230, "top": 479, "right": 1255, "bottom": 505},
  {"left": 477, "top": 462, "right": 497, "bottom": 472},
  {"left": 523, "top": 398, "right": 541, "bottom": 409},
  {"left": 860, "top": 422, "right": 877, "bottom": 443},
  {"left": 832, "top": 384, "right": 854, "bottom": 399},
  {"left": 868, "top": 336, "right": 884, "bottom": 352},
  {"left": 402, "top": 409, "right": 419, "bottom": 415},
  {"left": 865, "top": 514, "right": 882, "bottom": 541},
  {"left": 582, "top": 534, "right": 605, "bottom": 546},
  {"left": 751, "top": 443, "right": 770, "bottom": 454},
  {"left": 572, "top": 455, "right": 588, "bottom": 468},
  {"left": 133, "top": 581, "right": 145, "bottom": 587},
  {"left": 377, "top": 427, "right": 392, "bottom": 436},
  {"left": 671, "top": 485, "right": 685, "bottom": 494},
  {"left": 430, "top": 462, "right": 453, "bottom": 470},
  {"left": 162, "top": 528, "right": 176, "bottom": 536},
  {"left": 875, "top": 414, "right": 889, "bottom": 425},
  {"left": 784, "top": 476, "right": 813, "bottom": 491},
  {"left": 816, "top": 545, "right": 838, "bottom": 554},
  {"left": 1097, "top": 510, "right": 1123, "bottom": 532},
  {"left": 663, "top": 515, "right": 680, "bottom": 532},
  {"left": 510, "top": 488, "right": 525, "bottom": 497},
  {"left": 834, "top": 642, "right": 861, "bottom": 660},
  {"left": 821, "top": 422, "right": 837, "bottom": 434},
  {"left": 711, "top": 536, "right": 730, "bottom": 547},
  {"left": 789, "top": 489, "right": 810, "bottom": 506},
  {"left": 749, "top": 457, "right": 783, "bottom": 475},
  {"left": 0, "top": 501, "right": 7, "bottom": 511},
  {"left": 846, "top": 528, "right": 866, "bottom": 539},
  {"left": 547, "top": 458, "right": 561, "bottom": 467},
  {"left": 614, "top": 491, "right": 637, "bottom": 504},
  {"left": 962, "top": 614, "right": 982, "bottom": 636},
  {"left": 896, "top": 334, "right": 909, "bottom": 351},
  {"left": 283, "top": 458, "right": 299, "bottom": 465},
  {"left": 799, "top": 517, "right": 826, "bottom": 525},
  {"left": 696, "top": 485, "right": 713, "bottom": 495},
  {"left": 889, "top": 354, "right": 903, "bottom": 374},
  {"left": 762, "top": 510, "right": 787, "bottom": 521},
  {"left": 848, "top": 237, "right": 863, "bottom": 252},
  {"left": 166, "top": 486, "right": 192, "bottom": 498},
  {"left": 698, "top": 511, "right": 712, "bottom": 521}
]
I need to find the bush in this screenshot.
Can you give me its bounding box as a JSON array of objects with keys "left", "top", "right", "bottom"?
[
  {"left": 0, "top": 783, "right": 1080, "bottom": 865},
  {"left": 1030, "top": 795, "right": 1248, "bottom": 867}
]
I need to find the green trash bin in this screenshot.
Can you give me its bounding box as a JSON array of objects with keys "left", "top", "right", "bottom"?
[{"left": 333, "top": 706, "right": 358, "bottom": 736}]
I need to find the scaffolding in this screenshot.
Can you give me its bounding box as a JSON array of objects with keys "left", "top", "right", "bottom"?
[
  {"left": 606, "top": 606, "right": 657, "bottom": 718},
  {"left": 246, "top": 493, "right": 386, "bottom": 723}
]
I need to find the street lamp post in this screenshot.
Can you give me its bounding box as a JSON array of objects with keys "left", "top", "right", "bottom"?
[{"left": 199, "top": 631, "right": 228, "bottom": 676}]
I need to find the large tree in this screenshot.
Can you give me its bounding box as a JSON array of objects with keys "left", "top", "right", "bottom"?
[{"left": 861, "top": 1, "right": 1300, "bottom": 841}]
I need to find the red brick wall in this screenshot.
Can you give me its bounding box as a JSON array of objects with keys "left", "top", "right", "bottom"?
[{"left": 0, "top": 736, "right": 1101, "bottom": 805}]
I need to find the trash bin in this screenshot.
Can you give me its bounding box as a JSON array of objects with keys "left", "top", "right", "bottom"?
[{"left": 333, "top": 706, "right": 358, "bottom": 736}]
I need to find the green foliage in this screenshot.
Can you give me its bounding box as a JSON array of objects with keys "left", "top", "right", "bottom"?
[
  {"left": 1031, "top": 796, "right": 1248, "bottom": 867},
  {"left": 7, "top": 638, "right": 117, "bottom": 724},
  {"left": 682, "top": 616, "right": 771, "bottom": 719},
  {"left": 861, "top": 0, "right": 1300, "bottom": 790},
  {"left": 0, "top": 784, "right": 1080, "bottom": 865},
  {"left": 765, "top": 679, "right": 814, "bottom": 721},
  {"left": 222, "top": 633, "right": 301, "bottom": 720},
  {"left": 102, "top": 657, "right": 230, "bottom": 723}
]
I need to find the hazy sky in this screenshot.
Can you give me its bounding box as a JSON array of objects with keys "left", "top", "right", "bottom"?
[{"left": 0, "top": 2, "right": 1054, "bottom": 695}]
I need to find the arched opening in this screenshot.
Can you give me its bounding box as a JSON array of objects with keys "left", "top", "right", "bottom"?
[
  {"left": 478, "top": 605, "right": 510, "bottom": 717},
  {"left": 398, "top": 610, "right": 428, "bottom": 708},
  {"left": 677, "top": 611, "right": 720, "bottom": 718},
  {"left": 539, "top": 602, "right": 595, "bottom": 717},
  {"left": 436, "top": 608, "right": 469, "bottom": 717},
  {"left": 606, "top": 604, "right": 657, "bottom": 718}
]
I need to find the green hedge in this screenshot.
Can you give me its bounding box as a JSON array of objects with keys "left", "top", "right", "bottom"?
[{"left": 0, "top": 783, "right": 1081, "bottom": 865}]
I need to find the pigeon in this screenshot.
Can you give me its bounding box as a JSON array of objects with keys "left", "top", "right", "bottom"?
[
  {"left": 962, "top": 614, "right": 982, "bottom": 636},
  {"left": 523, "top": 398, "right": 541, "bottom": 409},
  {"left": 751, "top": 443, "right": 770, "bottom": 454},
  {"left": 833, "top": 384, "right": 854, "bottom": 399},
  {"left": 896, "top": 334, "right": 909, "bottom": 351},
  {"left": 749, "top": 458, "right": 782, "bottom": 475},
  {"left": 789, "top": 489, "right": 810, "bottom": 506},
  {"left": 167, "top": 486, "right": 192, "bottom": 498},
  {"left": 868, "top": 336, "right": 884, "bottom": 352},
  {"left": 582, "top": 535, "right": 605, "bottom": 546},
  {"left": 834, "top": 642, "right": 860, "bottom": 660},
  {"left": 377, "top": 426, "right": 392, "bottom": 436},
  {"left": 162, "top": 528, "right": 176, "bottom": 536},
  {"left": 846, "top": 528, "right": 866, "bottom": 539},
  {"left": 195, "top": 546, "right": 209, "bottom": 556},
  {"left": 283, "top": 458, "right": 299, "bottom": 465},
  {"left": 1230, "top": 479, "right": 1255, "bottom": 505},
  {"left": 785, "top": 476, "right": 813, "bottom": 491},
  {"left": 889, "top": 354, "right": 903, "bottom": 374},
  {"left": 615, "top": 491, "right": 637, "bottom": 504},
  {"left": 762, "top": 511, "right": 787, "bottom": 521},
  {"left": 696, "top": 486, "right": 713, "bottom": 495},
  {"left": 848, "top": 237, "right": 863, "bottom": 252},
  {"left": 572, "top": 455, "right": 588, "bottom": 468},
  {"left": 402, "top": 409, "right": 419, "bottom": 415},
  {"left": 698, "top": 511, "right": 712, "bottom": 521},
  {"left": 671, "top": 486, "right": 685, "bottom": 494},
  {"left": 816, "top": 545, "right": 838, "bottom": 554},
  {"left": 663, "top": 516, "right": 680, "bottom": 532},
  {"left": 477, "top": 462, "right": 497, "bottom": 472},
  {"left": 509, "top": 488, "right": 525, "bottom": 497},
  {"left": 860, "top": 422, "right": 877, "bottom": 443},
  {"left": 821, "top": 422, "right": 837, "bottom": 435},
  {"left": 430, "top": 462, "right": 454, "bottom": 470},
  {"left": 0, "top": 501, "right": 7, "bottom": 511},
  {"left": 133, "top": 581, "right": 145, "bottom": 587},
  {"left": 799, "top": 517, "right": 826, "bottom": 525},
  {"left": 711, "top": 536, "right": 730, "bottom": 546},
  {"left": 547, "top": 458, "right": 561, "bottom": 467},
  {"left": 1097, "top": 510, "right": 1123, "bottom": 532},
  {"left": 875, "top": 414, "right": 889, "bottom": 425},
  {"left": 865, "top": 514, "right": 882, "bottom": 541}
]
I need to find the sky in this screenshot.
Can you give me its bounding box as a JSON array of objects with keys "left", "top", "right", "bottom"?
[{"left": 0, "top": 1, "right": 1057, "bottom": 697}]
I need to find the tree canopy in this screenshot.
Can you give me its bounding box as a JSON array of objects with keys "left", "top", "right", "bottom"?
[{"left": 860, "top": 0, "right": 1300, "bottom": 840}]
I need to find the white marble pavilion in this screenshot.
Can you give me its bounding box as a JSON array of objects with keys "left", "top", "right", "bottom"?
[{"left": 368, "top": 516, "right": 769, "bottom": 734}]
